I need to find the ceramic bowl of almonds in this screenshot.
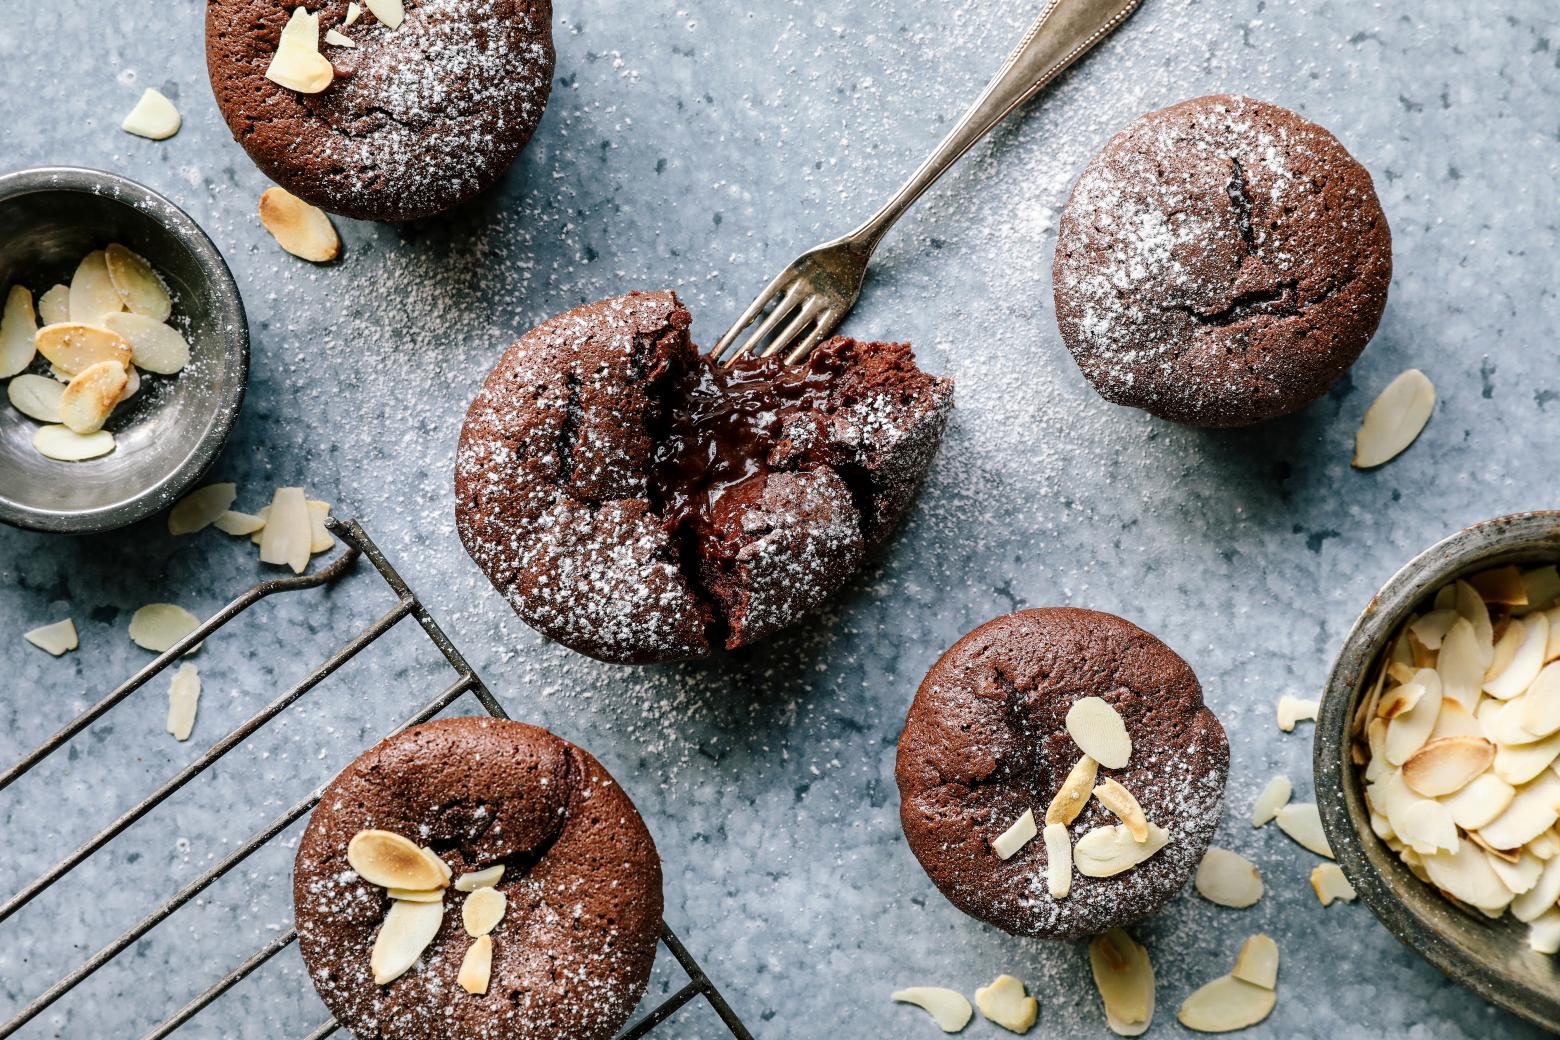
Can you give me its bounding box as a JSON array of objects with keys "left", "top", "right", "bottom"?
[
  {"left": 0, "top": 166, "right": 248, "bottom": 533},
  {"left": 1317, "top": 510, "right": 1560, "bottom": 1031}
]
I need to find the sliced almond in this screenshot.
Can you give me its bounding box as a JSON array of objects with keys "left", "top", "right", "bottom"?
[
  {"left": 1469, "top": 829, "right": 1521, "bottom": 864},
  {"left": 371, "top": 898, "right": 444, "bottom": 986},
  {"left": 1275, "top": 695, "right": 1318, "bottom": 733},
  {"left": 33, "top": 424, "right": 114, "bottom": 461},
  {"left": 324, "top": 27, "right": 356, "bottom": 46},
  {"left": 365, "top": 0, "right": 405, "bottom": 29},
  {"left": 1512, "top": 857, "right": 1560, "bottom": 922},
  {"left": 1177, "top": 975, "right": 1276, "bottom": 1033},
  {"left": 307, "top": 499, "right": 334, "bottom": 552},
  {"left": 1487, "top": 849, "right": 1543, "bottom": 895},
  {"left": 1402, "top": 736, "right": 1495, "bottom": 797},
  {"left": 24, "top": 618, "right": 77, "bottom": 656},
  {"left": 103, "top": 312, "right": 189, "bottom": 374},
  {"left": 891, "top": 988, "right": 972, "bottom": 1033},
  {"left": 8, "top": 373, "right": 65, "bottom": 422},
  {"left": 1352, "top": 368, "right": 1435, "bottom": 468},
  {"left": 1486, "top": 698, "right": 1543, "bottom": 747},
  {"left": 461, "top": 885, "right": 506, "bottom": 937},
  {"left": 1486, "top": 612, "right": 1548, "bottom": 698},
  {"left": 1045, "top": 754, "right": 1098, "bottom": 825},
  {"left": 259, "top": 486, "right": 312, "bottom": 574},
  {"left": 213, "top": 510, "right": 266, "bottom": 536},
  {"left": 348, "top": 830, "right": 447, "bottom": 890},
  {"left": 454, "top": 865, "right": 505, "bottom": 892},
  {"left": 421, "top": 846, "right": 452, "bottom": 885},
  {"left": 69, "top": 251, "right": 124, "bottom": 324},
  {"left": 266, "top": 41, "right": 334, "bottom": 93},
  {"left": 1229, "top": 934, "right": 1278, "bottom": 990},
  {"left": 991, "top": 808, "right": 1037, "bottom": 861},
  {"left": 386, "top": 887, "right": 445, "bottom": 903},
  {"left": 1065, "top": 697, "right": 1131, "bottom": 769},
  {"left": 1384, "top": 668, "right": 1442, "bottom": 765},
  {"left": 345, "top": 2, "right": 362, "bottom": 26},
  {"left": 1530, "top": 828, "right": 1560, "bottom": 860},
  {"left": 1493, "top": 729, "right": 1560, "bottom": 785},
  {"left": 1422, "top": 839, "right": 1514, "bottom": 912},
  {"left": 120, "top": 88, "right": 181, "bottom": 140},
  {"left": 1250, "top": 775, "right": 1291, "bottom": 827},
  {"left": 259, "top": 187, "right": 341, "bottom": 262},
  {"left": 1043, "top": 821, "right": 1072, "bottom": 899},
  {"left": 1479, "top": 773, "right": 1560, "bottom": 849},
  {"left": 1377, "top": 681, "right": 1424, "bottom": 720},
  {"left": 1440, "top": 772, "right": 1514, "bottom": 831},
  {"left": 1093, "top": 778, "right": 1148, "bottom": 842},
  {"left": 1275, "top": 803, "right": 1333, "bottom": 859},
  {"left": 117, "top": 364, "right": 141, "bottom": 406},
  {"left": 0, "top": 284, "right": 37, "bottom": 377},
  {"left": 1409, "top": 609, "right": 1458, "bottom": 650},
  {"left": 1455, "top": 580, "right": 1496, "bottom": 666},
  {"left": 458, "top": 934, "right": 493, "bottom": 995},
  {"left": 1397, "top": 799, "right": 1460, "bottom": 854},
  {"left": 251, "top": 504, "right": 271, "bottom": 544},
  {"left": 1194, "top": 848, "right": 1262, "bottom": 909},
  {"left": 1437, "top": 616, "right": 1487, "bottom": 708},
  {"left": 1472, "top": 565, "right": 1528, "bottom": 607},
  {"left": 1074, "top": 823, "right": 1168, "bottom": 878},
  {"left": 168, "top": 483, "right": 238, "bottom": 536},
  {"left": 60, "top": 360, "right": 127, "bottom": 434},
  {"left": 1310, "top": 863, "right": 1357, "bottom": 906},
  {"left": 1088, "top": 929, "right": 1154, "bottom": 1036},
  {"left": 37, "top": 284, "right": 70, "bottom": 326},
  {"left": 974, "top": 974, "right": 1037, "bottom": 1034},
  {"left": 1520, "top": 661, "right": 1560, "bottom": 737},
  {"left": 1428, "top": 698, "right": 1481, "bottom": 741},
  {"left": 1528, "top": 910, "right": 1560, "bottom": 955},
  {"left": 35, "top": 322, "right": 131, "bottom": 375},
  {"left": 128, "top": 602, "right": 200, "bottom": 653},
  {"left": 1524, "top": 567, "right": 1560, "bottom": 612},
  {"left": 165, "top": 663, "right": 200, "bottom": 741}
]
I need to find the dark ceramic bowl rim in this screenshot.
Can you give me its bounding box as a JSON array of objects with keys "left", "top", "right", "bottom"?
[
  {"left": 1315, "top": 510, "right": 1560, "bottom": 1032},
  {"left": 0, "top": 166, "right": 249, "bottom": 534}
]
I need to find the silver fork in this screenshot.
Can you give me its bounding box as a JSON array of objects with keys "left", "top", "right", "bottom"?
[{"left": 710, "top": 0, "right": 1144, "bottom": 366}]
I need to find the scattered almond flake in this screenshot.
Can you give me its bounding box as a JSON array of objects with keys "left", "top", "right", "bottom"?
[
  {"left": 165, "top": 663, "right": 200, "bottom": 741},
  {"left": 1383, "top": 668, "right": 1442, "bottom": 765},
  {"left": 458, "top": 934, "right": 493, "bottom": 995},
  {"left": 1229, "top": 934, "right": 1278, "bottom": 990},
  {"left": 991, "top": 808, "right": 1036, "bottom": 861},
  {"left": 1044, "top": 753, "right": 1098, "bottom": 825},
  {"left": 259, "top": 487, "right": 312, "bottom": 574},
  {"left": 60, "top": 360, "right": 128, "bottom": 434},
  {"left": 1309, "top": 863, "right": 1356, "bottom": 906},
  {"left": 365, "top": 0, "right": 405, "bottom": 29},
  {"left": 265, "top": 8, "right": 334, "bottom": 94},
  {"left": 127, "top": 602, "right": 201, "bottom": 653},
  {"left": 103, "top": 243, "right": 172, "bottom": 321},
  {"left": 307, "top": 499, "right": 335, "bottom": 552},
  {"left": 891, "top": 988, "right": 972, "bottom": 1033},
  {"left": 1485, "top": 612, "right": 1548, "bottom": 699},
  {"left": 259, "top": 187, "right": 341, "bottom": 262},
  {"left": 461, "top": 885, "right": 507, "bottom": 937},
  {"left": 1177, "top": 974, "right": 1276, "bottom": 1033},
  {"left": 1352, "top": 368, "right": 1435, "bottom": 468},
  {"left": 1092, "top": 778, "right": 1148, "bottom": 842},
  {"left": 103, "top": 312, "right": 189, "bottom": 374},
  {"left": 344, "top": 1, "right": 362, "bottom": 25},
  {"left": 168, "top": 483, "right": 238, "bottom": 536},
  {"left": 36, "top": 283, "right": 70, "bottom": 326},
  {"left": 213, "top": 510, "right": 266, "bottom": 536},
  {"left": 1064, "top": 696, "right": 1131, "bottom": 768},
  {"left": 1401, "top": 735, "right": 1494, "bottom": 797},
  {"left": 34, "top": 424, "right": 114, "bottom": 461},
  {"left": 120, "top": 88, "right": 181, "bottom": 140},
  {"left": 385, "top": 887, "right": 444, "bottom": 903},
  {"left": 250, "top": 504, "right": 271, "bottom": 544},
  {"left": 1274, "top": 694, "right": 1318, "bottom": 732},
  {"left": 1042, "top": 821, "right": 1072, "bottom": 899},
  {"left": 348, "top": 830, "right": 448, "bottom": 890},
  {"left": 371, "top": 898, "right": 444, "bottom": 985},
  {"left": 8, "top": 374, "right": 65, "bottom": 422},
  {"left": 1088, "top": 929, "right": 1154, "bottom": 1037},
  {"left": 324, "top": 27, "right": 356, "bottom": 47},
  {"left": 1073, "top": 822, "right": 1168, "bottom": 878},
  {"left": 1274, "top": 803, "right": 1333, "bottom": 859},
  {"left": 68, "top": 250, "right": 124, "bottom": 325},
  {"left": 1250, "top": 776, "right": 1291, "bottom": 827},
  {"left": 1194, "top": 848, "right": 1262, "bottom": 908},
  {"left": 974, "top": 974, "right": 1037, "bottom": 1034},
  {"left": 24, "top": 618, "right": 77, "bottom": 656},
  {"left": 35, "top": 323, "right": 131, "bottom": 375},
  {"left": 454, "top": 865, "right": 505, "bottom": 892},
  {"left": 0, "top": 284, "right": 37, "bottom": 377}
]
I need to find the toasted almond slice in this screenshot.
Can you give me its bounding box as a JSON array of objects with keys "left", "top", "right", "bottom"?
[
  {"left": 1437, "top": 617, "right": 1486, "bottom": 709},
  {"left": 103, "top": 312, "right": 189, "bottom": 374},
  {"left": 1194, "top": 848, "right": 1262, "bottom": 908},
  {"left": 1468, "top": 829, "right": 1520, "bottom": 864},
  {"left": 1250, "top": 776, "right": 1291, "bottom": 827},
  {"left": 461, "top": 885, "right": 506, "bottom": 937},
  {"left": 1352, "top": 368, "right": 1435, "bottom": 468},
  {"left": 8, "top": 373, "right": 65, "bottom": 422},
  {"left": 422, "top": 846, "right": 452, "bottom": 885},
  {"left": 1520, "top": 661, "right": 1560, "bottom": 737},
  {"left": 266, "top": 40, "right": 335, "bottom": 93},
  {"left": 0, "top": 284, "right": 37, "bottom": 377},
  {"left": 1377, "top": 681, "right": 1424, "bottom": 720},
  {"left": 1423, "top": 839, "right": 1514, "bottom": 911},
  {"left": 50, "top": 364, "right": 71, "bottom": 383},
  {"left": 454, "top": 865, "right": 505, "bottom": 892},
  {"left": 1525, "top": 567, "right": 1560, "bottom": 612},
  {"left": 1513, "top": 857, "right": 1560, "bottom": 922},
  {"left": 386, "top": 887, "right": 444, "bottom": 903},
  {"left": 35, "top": 322, "right": 131, "bottom": 374},
  {"left": 991, "top": 808, "right": 1037, "bottom": 861},
  {"left": 69, "top": 251, "right": 124, "bottom": 324},
  {"left": 371, "top": 898, "right": 444, "bottom": 985},
  {"left": 1275, "top": 694, "right": 1318, "bottom": 733},
  {"left": 324, "top": 27, "right": 356, "bottom": 46},
  {"left": 168, "top": 483, "right": 238, "bottom": 536},
  {"left": 1385, "top": 668, "right": 1442, "bottom": 765},
  {"left": 37, "top": 283, "right": 70, "bottom": 326},
  {"left": 259, "top": 187, "right": 341, "bottom": 262},
  {"left": 307, "top": 499, "right": 334, "bottom": 552},
  {"left": 1487, "top": 849, "right": 1543, "bottom": 895},
  {"left": 1088, "top": 929, "right": 1154, "bottom": 1036},
  {"left": 1479, "top": 774, "right": 1560, "bottom": 849},
  {"left": 1310, "top": 863, "right": 1357, "bottom": 906},
  {"left": 345, "top": 2, "right": 363, "bottom": 26},
  {"left": 120, "top": 87, "right": 181, "bottom": 140},
  {"left": 891, "top": 988, "right": 972, "bottom": 1033},
  {"left": 213, "top": 510, "right": 266, "bottom": 536},
  {"left": 458, "top": 934, "right": 493, "bottom": 994},
  {"left": 60, "top": 360, "right": 127, "bottom": 433},
  {"left": 1074, "top": 823, "right": 1169, "bottom": 878},
  {"left": 1402, "top": 736, "right": 1495, "bottom": 797},
  {"left": 1487, "top": 697, "right": 1544, "bottom": 747},
  {"left": 1229, "top": 934, "right": 1278, "bottom": 990},
  {"left": 128, "top": 602, "right": 200, "bottom": 653},
  {"left": 165, "top": 663, "right": 200, "bottom": 741},
  {"left": 1410, "top": 609, "right": 1458, "bottom": 650},
  {"left": 24, "top": 618, "right": 77, "bottom": 656},
  {"left": 1388, "top": 657, "right": 1418, "bottom": 685},
  {"left": 1472, "top": 565, "right": 1529, "bottom": 607},
  {"left": 1043, "top": 822, "right": 1072, "bottom": 899},
  {"left": 1486, "top": 612, "right": 1548, "bottom": 698},
  {"left": 1065, "top": 697, "right": 1131, "bottom": 769},
  {"left": 1177, "top": 975, "right": 1276, "bottom": 1033},
  {"left": 259, "top": 486, "right": 312, "bottom": 574},
  {"left": 365, "top": 0, "right": 405, "bottom": 29},
  {"left": 1397, "top": 799, "right": 1460, "bottom": 855},
  {"left": 1045, "top": 753, "right": 1098, "bottom": 825},
  {"left": 1275, "top": 803, "right": 1333, "bottom": 859},
  {"left": 1428, "top": 698, "right": 1482, "bottom": 742},
  {"left": 1493, "top": 730, "right": 1560, "bottom": 785},
  {"left": 348, "top": 830, "right": 448, "bottom": 890},
  {"left": 1093, "top": 778, "right": 1148, "bottom": 842},
  {"left": 33, "top": 424, "right": 114, "bottom": 461},
  {"left": 974, "top": 974, "right": 1037, "bottom": 1034}
]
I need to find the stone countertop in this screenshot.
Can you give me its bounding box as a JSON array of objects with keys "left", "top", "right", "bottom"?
[{"left": 1, "top": 0, "right": 1556, "bottom": 1036}]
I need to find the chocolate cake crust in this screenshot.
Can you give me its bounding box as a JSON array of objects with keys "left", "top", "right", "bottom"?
[
  {"left": 1052, "top": 94, "right": 1392, "bottom": 427},
  {"left": 294, "top": 718, "right": 662, "bottom": 1040},
  {"left": 896, "top": 608, "right": 1229, "bottom": 940}
]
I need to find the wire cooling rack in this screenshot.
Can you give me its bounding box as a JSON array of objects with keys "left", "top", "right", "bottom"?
[{"left": 0, "top": 518, "right": 753, "bottom": 1040}]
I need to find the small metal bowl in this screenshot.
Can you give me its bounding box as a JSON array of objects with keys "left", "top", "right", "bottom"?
[
  {"left": 1316, "top": 510, "right": 1560, "bottom": 1031},
  {"left": 0, "top": 167, "right": 248, "bottom": 533}
]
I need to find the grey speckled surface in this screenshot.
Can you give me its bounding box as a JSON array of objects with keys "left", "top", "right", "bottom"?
[{"left": 1, "top": 0, "right": 1557, "bottom": 1037}]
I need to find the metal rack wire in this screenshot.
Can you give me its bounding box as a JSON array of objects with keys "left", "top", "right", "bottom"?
[{"left": 0, "top": 518, "right": 753, "bottom": 1040}]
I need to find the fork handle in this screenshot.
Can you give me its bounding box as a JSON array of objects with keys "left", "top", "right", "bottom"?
[{"left": 848, "top": 0, "right": 1142, "bottom": 251}]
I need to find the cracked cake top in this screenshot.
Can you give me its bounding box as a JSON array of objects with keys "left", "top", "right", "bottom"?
[{"left": 1052, "top": 94, "right": 1392, "bottom": 427}]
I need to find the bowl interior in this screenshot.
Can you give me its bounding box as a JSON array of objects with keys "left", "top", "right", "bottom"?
[
  {"left": 1317, "top": 512, "right": 1560, "bottom": 1030},
  {"left": 0, "top": 173, "right": 246, "bottom": 532}
]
